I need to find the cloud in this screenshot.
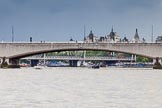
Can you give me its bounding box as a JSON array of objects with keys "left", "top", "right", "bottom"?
[{"left": 8, "top": 0, "right": 89, "bottom": 14}]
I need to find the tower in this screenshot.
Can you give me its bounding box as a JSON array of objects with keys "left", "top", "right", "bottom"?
[{"left": 133, "top": 28, "right": 140, "bottom": 43}]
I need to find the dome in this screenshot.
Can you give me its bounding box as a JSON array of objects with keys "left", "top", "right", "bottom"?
[{"left": 88, "top": 30, "right": 94, "bottom": 39}]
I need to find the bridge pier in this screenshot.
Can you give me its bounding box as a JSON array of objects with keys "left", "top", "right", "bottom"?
[
  {"left": 0, "top": 57, "right": 8, "bottom": 68},
  {"left": 153, "top": 57, "right": 162, "bottom": 69},
  {"left": 9, "top": 58, "right": 20, "bottom": 65},
  {"left": 0, "top": 57, "right": 20, "bottom": 68},
  {"left": 153, "top": 58, "right": 161, "bottom": 64},
  {"left": 69, "top": 60, "right": 78, "bottom": 67}
]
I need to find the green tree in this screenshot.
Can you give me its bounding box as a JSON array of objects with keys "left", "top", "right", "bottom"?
[{"left": 136, "top": 56, "right": 149, "bottom": 62}]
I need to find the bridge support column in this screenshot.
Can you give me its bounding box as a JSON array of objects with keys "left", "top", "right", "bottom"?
[
  {"left": 0, "top": 58, "right": 2, "bottom": 64},
  {"left": 69, "top": 60, "right": 78, "bottom": 67},
  {"left": 153, "top": 57, "right": 162, "bottom": 69},
  {"left": 0, "top": 57, "right": 8, "bottom": 68},
  {"left": 131, "top": 55, "right": 137, "bottom": 62},
  {"left": 0, "top": 57, "right": 20, "bottom": 68},
  {"left": 9, "top": 58, "right": 20, "bottom": 65}
]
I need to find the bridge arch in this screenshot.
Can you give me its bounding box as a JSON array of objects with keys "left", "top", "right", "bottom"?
[{"left": 9, "top": 47, "right": 153, "bottom": 59}]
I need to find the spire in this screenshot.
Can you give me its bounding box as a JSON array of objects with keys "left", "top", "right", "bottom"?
[
  {"left": 89, "top": 26, "right": 93, "bottom": 36},
  {"left": 109, "top": 26, "right": 115, "bottom": 40},
  {"left": 83, "top": 25, "right": 86, "bottom": 41},
  {"left": 84, "top": 36, "right": 86, "bottom": 41},
  {"left": 90, "top": 30, "right": 92, "bottom": 34},
  {"left": 90, "top": 26, "right": 93, "bottom": 32},
  {"left": 134, "top": 28, "right": 139, "bottom": 40},
  {"left": 111, "top": 26, "right": 113, "bottom": 32},
  {"left": 136, "top": 28, "right": 138, "bottom": 33}
]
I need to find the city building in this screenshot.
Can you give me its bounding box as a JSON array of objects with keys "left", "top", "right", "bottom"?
[
  {"left": 83, "top": 28, "right": 146, "bottom": 44},
  {"left": 121, "top": 37, "right": 129, "bottom": 43},
  {"left": 84, "top": 30, "right": 98, "bottom": 43},
  {"left": 98, "top": 27, "right": 121, "bottom": 43},
  {"left": 106, "top": 27, "right": 121, "bottom": 43},
  {"left": 155, "top": 36, "right": 162, "bottom": 43}
]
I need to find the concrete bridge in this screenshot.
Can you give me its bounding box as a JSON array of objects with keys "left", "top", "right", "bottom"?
[{"left": 0, "top": 42, "right": 162, "bottom": 65}]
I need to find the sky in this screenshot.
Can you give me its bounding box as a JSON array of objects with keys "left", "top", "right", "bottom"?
[{"left": 0, "top": 0, "right": 162, "bottom": 42}]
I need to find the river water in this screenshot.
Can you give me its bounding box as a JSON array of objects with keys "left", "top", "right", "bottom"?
[{"left": 0, "top": 67, "right": 162, "bottom": 108}]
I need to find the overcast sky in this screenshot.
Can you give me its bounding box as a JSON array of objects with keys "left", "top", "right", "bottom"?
[{"left": 0, "top": 0, "right": 162, "bottom": 42}]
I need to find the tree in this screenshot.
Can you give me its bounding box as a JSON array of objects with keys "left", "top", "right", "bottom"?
[{"left": 136, "top": 56, "right": 149, "bottom": 62}]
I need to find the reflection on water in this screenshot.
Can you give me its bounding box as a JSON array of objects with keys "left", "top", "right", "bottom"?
[{"left": 0, "top": 68, "right": 162, "bottom": 108}]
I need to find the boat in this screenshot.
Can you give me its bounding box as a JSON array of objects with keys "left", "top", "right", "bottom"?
[
  {"left": 92, "top": 64, "right": 100, "bottom": 69},
  {"left": 20, "top": 63, "right": 29, "bottom": 67},
  {"left": 34, "top": 65, "right": 44, "bottom": 69}
]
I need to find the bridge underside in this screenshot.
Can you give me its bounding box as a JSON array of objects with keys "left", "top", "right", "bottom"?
[
  {"left": 0, "top": 48, "right": 152, "bottom": 64},
  {"left": 7, "top": 48, "right": 154, "bottom": 60}
]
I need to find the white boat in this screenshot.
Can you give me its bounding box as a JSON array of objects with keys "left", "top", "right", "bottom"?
[{"left": 34, "top": 65, "right": 44, "bottom": 69}]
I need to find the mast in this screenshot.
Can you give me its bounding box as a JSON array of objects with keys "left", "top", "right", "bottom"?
[
  {"left": 84, "top": 25, "right": 86, "bottom": 39},
  {"left": 12, "top": 26, "right": 14, "bottom": 42},
  {"left": 83, "top": 25, "right": 86, "bottom": 64},
  {"left": 111, "top": 25, "right": 113, "bottom": 32},
  {"left": 83, "top": 25, "right": 86, "bottom": 41},
  {"left": 151, "top": 25, "right": 154, "bottom": 43}
]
